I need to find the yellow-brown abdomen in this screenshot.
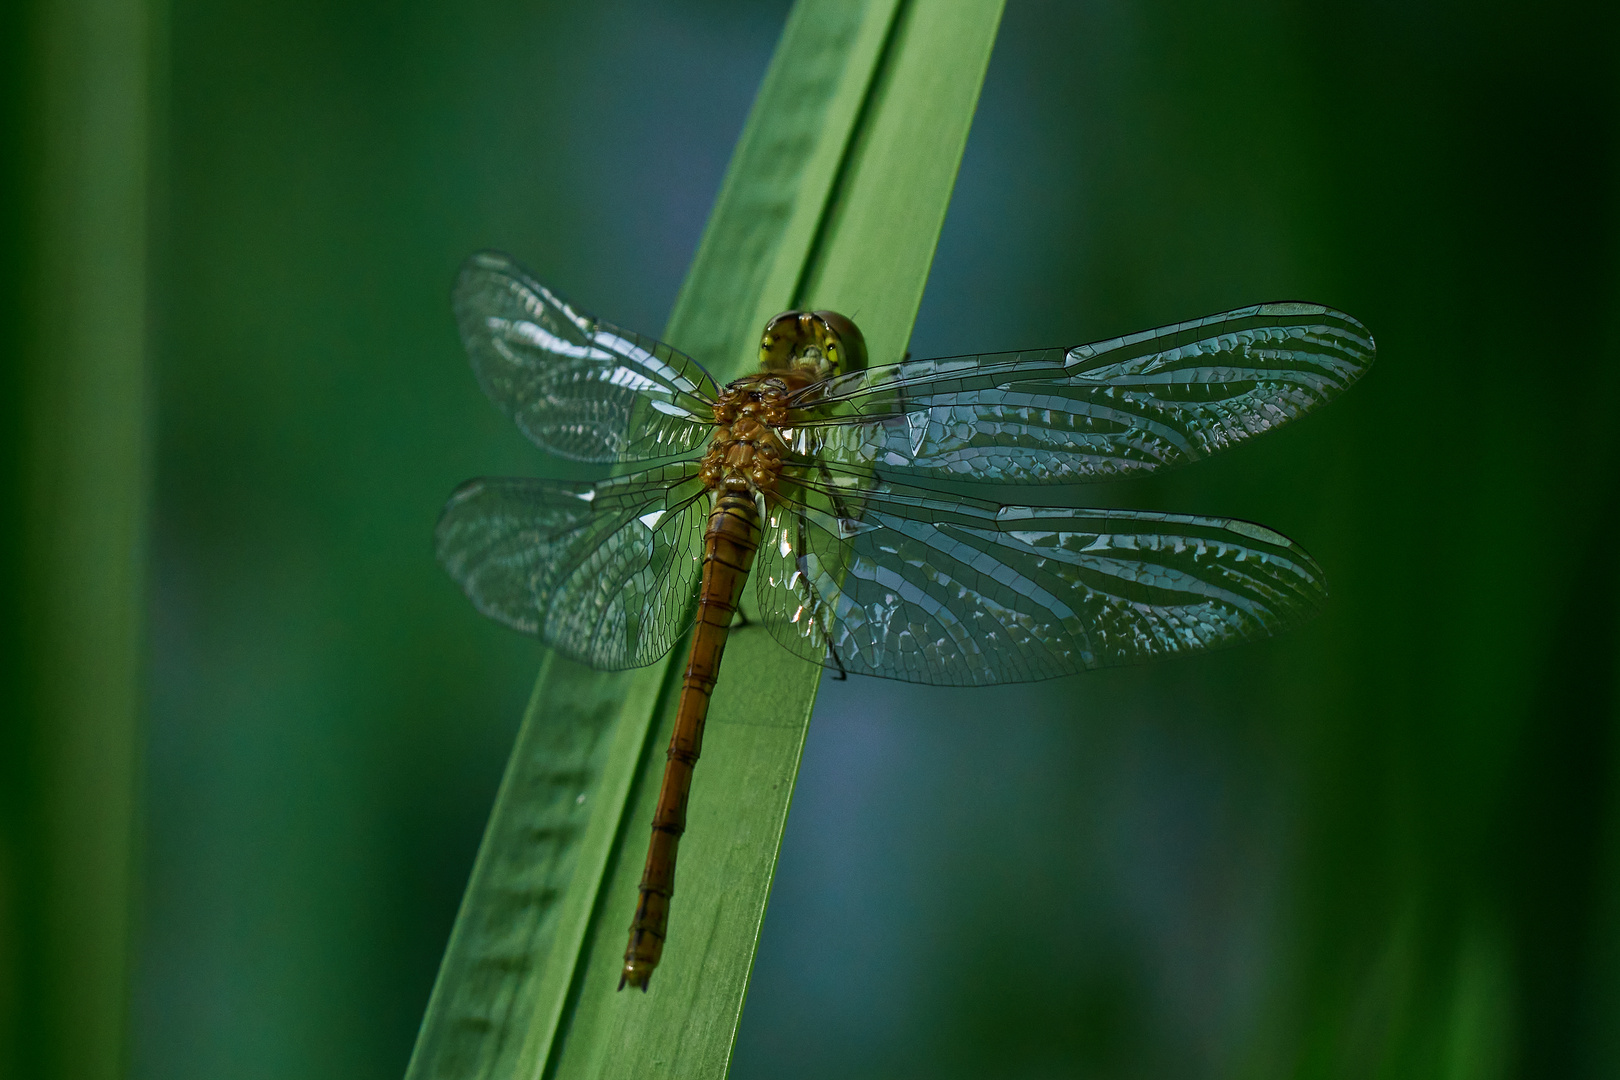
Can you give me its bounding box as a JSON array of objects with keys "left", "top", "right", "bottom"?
[{"left": 620, "top": 490, "right": 760, "bottom": 991}]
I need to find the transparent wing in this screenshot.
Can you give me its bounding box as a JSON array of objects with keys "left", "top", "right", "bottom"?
[
  {"left": 788, "top": 303, "right": 1373, "bottom": 483},
  {"left": 436, "top": 463, "right": 709, "bottom": 669},
  {"left": 454, "top": 250, "right": 720, "bottom": 463},
  {"left": 756, "top": 468, "right": 1327, "bottom": 686}
]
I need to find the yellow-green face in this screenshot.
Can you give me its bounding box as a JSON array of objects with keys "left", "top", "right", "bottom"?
[{"left": 757, "top": 310, "right": 868, "bottom": 379}]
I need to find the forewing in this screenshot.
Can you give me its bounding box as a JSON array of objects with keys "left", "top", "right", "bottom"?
[
  {"left": 791, "top": 303, "right": 1373, "bottom": 483},
  {"left": 436, "top": 463, "right": 709, "bottom": 669},
  {"left": 757, "top": 471, "right": 1327, "bottom": 686},
  {"left": 454, "top": 250, "right": 720, "bottom": 463}
]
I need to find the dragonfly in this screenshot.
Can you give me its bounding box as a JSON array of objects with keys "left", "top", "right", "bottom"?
[{"left": 436, "top": 249, "right": 1374, "bottom": 992}]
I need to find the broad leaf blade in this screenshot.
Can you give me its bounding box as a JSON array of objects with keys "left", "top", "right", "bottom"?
[{"left": 406, "top": 2, "right": 1003, "bottom": 1077}]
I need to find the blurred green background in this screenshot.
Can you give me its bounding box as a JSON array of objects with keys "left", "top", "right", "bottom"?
[{"left": 10, "top": 0, "right": 1620, "bottom": 1076}]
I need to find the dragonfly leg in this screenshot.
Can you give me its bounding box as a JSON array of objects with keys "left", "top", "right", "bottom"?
[
  {"left": 791, "top": 505, "right": 847, "bottom": 680},
  {"left": 825, "top": 640, "right": 848, "bottom": 680},
  {"left": 816, "top": 460, "right": 858, "bottom": 523}
]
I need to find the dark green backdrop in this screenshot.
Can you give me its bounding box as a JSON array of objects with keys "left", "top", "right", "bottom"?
[{"left": 46, "top": 0, "right": 1620, "bottom": 1076}]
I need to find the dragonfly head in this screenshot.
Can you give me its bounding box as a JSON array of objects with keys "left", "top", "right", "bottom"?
[{"left": 758, "top": 310, "right": 868, "bottom": 380}]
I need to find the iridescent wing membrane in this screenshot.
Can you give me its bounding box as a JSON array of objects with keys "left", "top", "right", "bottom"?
[
  {"left": 794, "top": 303, "right": 1372, "bottom": 483},
  {"left": 756, "top": 469, "right": 1330, "bottom": 686},
  {"left": 438, "top": 253, "right": 1374, "bottom": 684},
  {"left": 437, "top": 464, "right": 710, "bottom": 670},
  {"left": 438, "top": 252, "right": 716, "bottom": 668},
  {"left": 453, "top": 250, "right": 718, "bottom": 463}
]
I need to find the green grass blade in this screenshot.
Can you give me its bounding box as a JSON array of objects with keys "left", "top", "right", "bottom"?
[
  {"left": 9, "top": 0, "right": 153, "bottom": 1076},
  {"left": 406, "top": 2, "right": 1003, "bottom": 1077}
]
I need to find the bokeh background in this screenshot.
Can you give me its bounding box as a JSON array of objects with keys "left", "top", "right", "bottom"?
[{"left": 12, "top": 0, "right": 1620, "bottom": 1076}]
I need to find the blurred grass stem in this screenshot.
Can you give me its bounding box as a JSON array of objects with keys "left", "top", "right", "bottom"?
[{"left": 6, "top": 0, "right": 154, "bottom": 1076}]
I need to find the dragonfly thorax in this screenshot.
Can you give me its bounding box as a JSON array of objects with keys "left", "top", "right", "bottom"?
[{"left": 701, "top": 377, "right": 793, "bottom": 495}]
